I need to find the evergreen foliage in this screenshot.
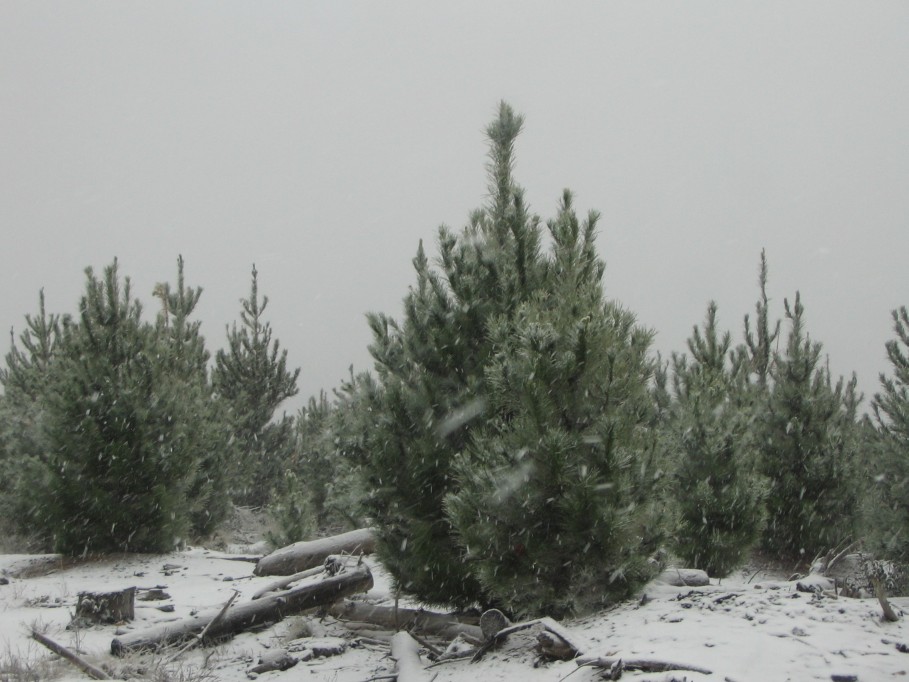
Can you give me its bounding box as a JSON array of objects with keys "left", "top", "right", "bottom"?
[
  {"left": 351, "top": 103, "right": 558, "bottom": 607},
  {"left": 667, "top": 302, "right": 763, "bottom": 578},
  {"left": 867, "top": 306, "right": 909, "bottom": 560},
  {"left": 214, "top": 265, "right": 300, "bottom": 508},
  {"left": 39, "top": 261, "right": 199, "bottom": 554},
  {"left": 756, "top": 292, "right": 860, "bottom": 561},
  {"left": 446, "top": 193, "right": 665, "bottom": 617},
  {"left": 152, "top": 256, "right": 234, "bottom": 536},
  {"left": 742, "top": 250, "right": 780, "bottom": 390},
  {"left": 353, "top": 103, "right": 665, "bottom": 614},
  {"left": 0, "top": 290, "right": 67, "bottom": 547}
]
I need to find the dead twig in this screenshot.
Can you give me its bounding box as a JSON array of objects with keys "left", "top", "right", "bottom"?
[{"left": 166, "top": 589, "right": 239, "bottom": 662}]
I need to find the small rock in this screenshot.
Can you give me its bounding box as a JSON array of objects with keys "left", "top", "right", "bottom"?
[
  {"left": 792, "top": 626, "right": 808, "bottom": 637},
  {"left": 0, "top": 577, "right": 9, "bottom": 585}
]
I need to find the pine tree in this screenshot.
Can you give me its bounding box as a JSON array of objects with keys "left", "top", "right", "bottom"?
[
  {"left": 0, "top": 290, "right": 67, "bottom": 546},
  {"left": 153, "top": 256, "right": 234, "bottom": 537},
  {"left": 867, "top": 306, "right": 909, "bottom": 560},
  {"left": 351, "top": 103, "right": 549, "bottom": 607},
  {"left": 742, "top": 250, "right": 780, "bottom": 390},
  {"left": 757, "top": 293, "right": 860, "bottom": 562},
  {"left": 40, "top": 261, "right": 197, "bottom": 554},
  {"left": 668, "top": 302, "right": 764, "bottom": 578},
  {"left": 445, "top": 192, "right": 666, "bottom": 617},
  {"left": 214, "top": 265, "right": 300, "bottom": 508}
]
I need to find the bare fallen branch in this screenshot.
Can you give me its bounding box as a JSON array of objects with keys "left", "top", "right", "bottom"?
[
  {"left": 166, "top": 589, "right": 239, "bottom": 662},
  {"left": 254, "top": 528, "right": 376, "bottom": 576},
  {"left": 112, "top": 564, "right": 373, "bottom": 655},
  {"left": 576, "top": 654, "right": 713, "bottom": 675},
  {"left": 251, "top": 565, "right": 325, "bottom": 600},
  {"left": 31, "top": 630, "right": 111, "bottom": 680},
  {"left": 391, "top": 631, "right": 432, "bottom": 681}
]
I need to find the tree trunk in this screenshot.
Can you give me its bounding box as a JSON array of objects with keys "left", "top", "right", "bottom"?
[
  {"left": 75, "top": 588, "right": 136, "bottom": 624},
  {"left": 327, "top": 599, "right": 483, "bottom": 642},
  {"left": 111, "top": 564, "right": 373, "bottom": 656},
  {"left": 254, "top": 528, "right": 376, "bottom": 576}
]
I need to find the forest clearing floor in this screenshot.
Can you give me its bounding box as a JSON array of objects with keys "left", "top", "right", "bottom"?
[{"left": 1, "top": 526, "right": 907, "bottom": 682}]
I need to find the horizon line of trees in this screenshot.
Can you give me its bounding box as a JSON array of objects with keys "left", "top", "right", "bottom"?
[{"left": 1, "top": 102, "right": 907, "bottom": 619}]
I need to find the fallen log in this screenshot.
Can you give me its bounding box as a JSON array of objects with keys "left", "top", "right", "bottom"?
[
  {"left": 111, "top": 563, "right": 373, "bottom": 656},
  {"left": 391, "top": 631, "right": 431, "bottom": 681},
  {"left": 251, "top": 564, "right": 325, "bottom": 600},
  {"left": 254, "top": 528, "right": 376, "bottom": 576},
  {"left": 31, "top": 630, "right": 111, "bottom": 680},
  {"left": 576, "top": 654, "right": 713, "bottom": 675},
  {"left": 327, "top": 599, "right": 483, "bottom": 642}
]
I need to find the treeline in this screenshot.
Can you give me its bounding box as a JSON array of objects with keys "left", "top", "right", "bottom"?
[
  {"left": 1, "top": 103, "right": 907, "bottom": 620},
  {"left": 0, "top": 259, "right": 299, "bottom": 554}
]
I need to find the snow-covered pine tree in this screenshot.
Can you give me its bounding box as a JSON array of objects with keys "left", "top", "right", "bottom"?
[
  {"left": 40, "top": 261, "right": 198, "bottom": 554},
  {"left": 757, "top": 292, "right": 860, "bottom": 562},
  {"left": 349, "top": 103, "right": 549, "bottom": 607},
  {"left": 214, "top": 265, "right": 300, "bottom": 508},
  {"left": 0, "top": 290, "right": 68, "bottom": 546},
  {"left": 444, "top": 191, "right": 666, "bottom": 618},
  {"left": 867, "top": 306, "right": 909, "bottom": 560},
  {"left": 153, "top": 256, "right": 235, "bottom": 537},
  {"left": 742, "top": 249, "right": 780, "bottom": 390},
  {"left": 668, "top": 302, "right": 763, "bottom": 578}
]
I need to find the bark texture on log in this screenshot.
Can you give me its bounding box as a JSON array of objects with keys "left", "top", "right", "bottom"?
[
  {"left": 31, "top": 630, "right": 111, "bottom": 680},
  {"left": 111, "top": 564, "right": 373, "bottom": 656},
  {"left": 75, "top": 588, "right": 135, "bottom": 624},
  {"left": 327, "top": 599, "right": 483, "bottom": 641},
  {"left": 254, "top": 529, "right": 376, "bottom": 576}
]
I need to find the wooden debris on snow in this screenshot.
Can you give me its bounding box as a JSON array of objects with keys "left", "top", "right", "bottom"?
[
  {"left": 391, "top": 631, "right": 432, "bottom": 681},
  {"left": 253, "top": 528, "right": 376, "bottom": 576},
  {"left": 576, "top": 653, "right": 713, "bottom": 676},
  {"left": 110, "top": 563, "right": 373, "bottom": 655},
  {"left": 328, "top": 599, "right": 483, "bottom": 642},
  {"left": 31, "top": 629, "right": 111, "bottom": 680},
  {"left": 74, "top": 587, "right": 136, "bottom": 625}
]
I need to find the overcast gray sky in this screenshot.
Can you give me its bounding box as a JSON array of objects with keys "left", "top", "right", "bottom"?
[{"left": 2, "top": 2, "right": 907, "bottom": 414}]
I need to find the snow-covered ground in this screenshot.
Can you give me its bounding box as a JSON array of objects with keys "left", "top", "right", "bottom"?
[{"left": 1, "top": 546, "right": 907, "bottom": 682}]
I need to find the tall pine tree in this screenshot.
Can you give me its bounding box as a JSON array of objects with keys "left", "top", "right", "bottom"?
[
  {"left": 214, "top": 265, "right": 299, "bottom": 508},
  {"left": 0, "top": 290, "right": 67, "bottom": 546},
  {"left": 446, "top": 192, "right": 665, "bottom": 617},
  {"left": 867, "top": 306, "right": 909, "bottom": 560},
  {"left": 757, "top": 293, "right": 860, "bottom": 562},
  {"left": 667, "top": 302, "right": 763, "bottom": 578},
  {"left": 350, "top": 103, "right": 549, "bottom": 606},
  {"left": 40, "top": 261, "right": 198, "bottom": 554},
  {"left": 153, "top": 256, "right": 234, "bottom": 536}
]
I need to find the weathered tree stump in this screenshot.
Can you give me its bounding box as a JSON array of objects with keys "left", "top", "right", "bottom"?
[{"left": 75, "top": 587, "right": 135, "bottom": 624}]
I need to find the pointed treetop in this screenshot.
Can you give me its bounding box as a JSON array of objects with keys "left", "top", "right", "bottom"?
[{"left": 486, "top": 101, "right": 525, "bottom": 218}]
